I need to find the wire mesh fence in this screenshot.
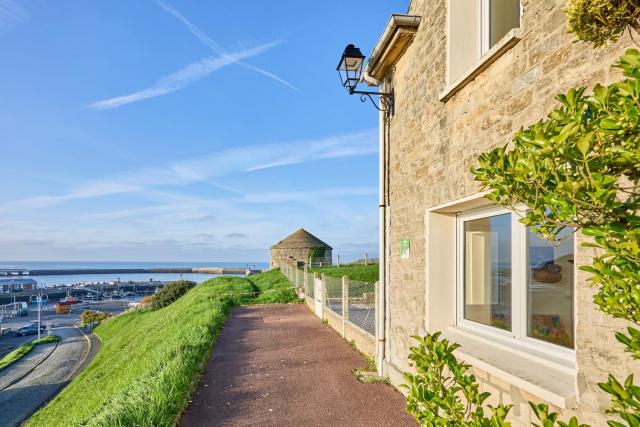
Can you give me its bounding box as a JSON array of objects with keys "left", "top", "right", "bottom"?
[
  {"left": 347, "top": 280, "right": 376, "bottom": 336},
  {"left": 279, "top": 264, "right": 376, "bottom": 337},
  {"left": 298, "top": 270, "right": 303, "bottom": 287},
  {"left": 323, "top": 275, "right": 343, "bottom": 315},
  {"left": 305, "top": 272, "right": 314, "bottom": 299}
]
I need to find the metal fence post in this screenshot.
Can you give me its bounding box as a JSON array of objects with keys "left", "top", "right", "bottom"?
[
  {"left": 321, "top": 273, "right": 326, "bottom": 317},
  {"left": 303, "top": 265, "right": 308, "bottom": 297},
  {"left": 342, "top": 275, "right": 349, "bottom": 337},
  {"left": 313, "top": 272, "right": 322, "bottom": 318},
  {"left": 374, "top": 280, "right": 379, "bottom": 340}
]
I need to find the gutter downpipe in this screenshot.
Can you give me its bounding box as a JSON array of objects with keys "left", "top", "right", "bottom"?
[{"left": 376, "top": 80, "right": 387, "bottom": 377}]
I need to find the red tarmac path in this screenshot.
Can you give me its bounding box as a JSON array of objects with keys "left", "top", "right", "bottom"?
[{"left": 180, "top": 304, "right": 416, "bottom": 426}]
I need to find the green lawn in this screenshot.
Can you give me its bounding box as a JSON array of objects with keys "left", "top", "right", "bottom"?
[
  {"left": 310, "top": 264, "right": 379, "bottom": 283},
  {"left": 246, "top": 268, "right": 299, "bottom": 304},
  {"left": 26, "top": 270, "right": 297, "bottom": 427}
]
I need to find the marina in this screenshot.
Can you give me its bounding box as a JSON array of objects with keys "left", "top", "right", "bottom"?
[{"left": 0, "top": 264, "right": 266, "bottom": 306}]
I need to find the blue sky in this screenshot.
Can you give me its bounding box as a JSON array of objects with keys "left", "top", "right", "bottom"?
[{"left": 0, "top": 0, "right": 406, "bottom": 262}]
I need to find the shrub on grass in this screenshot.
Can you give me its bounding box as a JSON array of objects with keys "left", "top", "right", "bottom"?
[
  {"left": 151, "top": 280, "right": 196, "bottom": 310},
  {"left": 80, "top": 310, "right": 111, "bottom": 327},
  {"left": 139, "top": 295, "right": 154, "bottom": 307}
]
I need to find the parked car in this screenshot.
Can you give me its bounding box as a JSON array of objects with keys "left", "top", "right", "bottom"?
[
  {"left": 61, "top": 296, "right": 79, "bottom": 304},
  {"left": 16, "top": 324, "right": 39, "bottom": 336},
  {"left": 28, "top": 320, "right": 47, "bottom": 331}
]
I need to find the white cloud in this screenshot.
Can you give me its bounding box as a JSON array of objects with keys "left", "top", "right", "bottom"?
[
  {"left": 155, "top": 0, "right": 298, "bottom": 91},
  {"left": 9, "top": 129, "right": 377, "bottom": 209},
  {"left": 88, "top": 41, "right": 280, "bottom": 110},
  {"left": 241, "top": 186, "right": 377, "bottom": 204},
  {"left": 0, "top": 0, "right": 29, "bottom": 29}
]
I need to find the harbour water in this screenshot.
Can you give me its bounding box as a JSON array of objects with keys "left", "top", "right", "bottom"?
[{"left": 0, "top": 261, "right": 269, "bottom": 287}]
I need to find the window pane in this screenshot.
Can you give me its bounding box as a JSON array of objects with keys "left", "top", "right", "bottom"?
[
  {"left": 464, "top": 213, "right": 512, "bottom": 331},
  {"left": 527, "top": 229, "right": 574, "bottom": 348},
  {"left": 489, "top": 0, "right": 520, "bottom": 47}
]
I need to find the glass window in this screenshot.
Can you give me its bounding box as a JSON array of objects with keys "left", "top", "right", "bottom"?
[
  {"left": 527, "top": 229, "right": 575, "bottom": 348},
  {"left": 457, "top": 207, "right": 575, "bottom": 353},
  {"left": 463, "top": 213, "right": 512, "bottom": 331},
  {"left": 488, "top": 0, "right": 521, "bottom": 48}
]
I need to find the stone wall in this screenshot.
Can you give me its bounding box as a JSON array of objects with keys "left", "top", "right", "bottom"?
[
  {"left": 269, "top": 248, "right": 332, "bottom": 269},
  {"left": 384, "top": 0, "right": 638, "bottom": 424}
]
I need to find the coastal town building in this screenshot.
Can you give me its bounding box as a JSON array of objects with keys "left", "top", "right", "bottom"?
[
  {"left": 0, "top": 277, "right": 37, "bottom": 294},
  {"left": 269, "top": 228, "right": 333, "bottom": 269},
  {"left": 360, "top": 1, "right": 635, "bottom": 425}
]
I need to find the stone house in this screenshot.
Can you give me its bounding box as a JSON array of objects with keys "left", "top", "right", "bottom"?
[
  {"left": 357, "top": 1, "right": 636, "bottom": 425},
  {"left": 269, "top": 228, "right": 332, "bottom": 269}
]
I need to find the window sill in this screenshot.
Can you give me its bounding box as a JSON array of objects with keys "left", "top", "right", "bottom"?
[
  {"left": 445, "top": 327, "right": 576, "bottom": 409},
  {"left": 439, "top": 28, "right": 522, "bottom": 103}
]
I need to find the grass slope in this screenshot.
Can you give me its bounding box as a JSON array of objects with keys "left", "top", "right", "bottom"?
[
  {"left": 310, "top": 264, "right": 379, "bottom": 283},
  {"left": 26, "top": 270, "right": 297, "bottom": 427},
  {"left": 246, "top": 268, "right": 299, "bottom": 304}
]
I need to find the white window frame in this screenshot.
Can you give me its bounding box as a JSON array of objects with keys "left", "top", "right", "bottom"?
[
  {"left": 479, "top": 0, "right": 522, "bottom": 56},
  {"left": 455, "top": 205, "right": 575, "bottom": 362},
  {"left": 479, "top": 0, "right": 491, "bottom": 57}
]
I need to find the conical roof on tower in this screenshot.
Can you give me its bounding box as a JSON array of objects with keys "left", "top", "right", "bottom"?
[{"left": 270, "top": 228, "right": 333, "bottom": 250}]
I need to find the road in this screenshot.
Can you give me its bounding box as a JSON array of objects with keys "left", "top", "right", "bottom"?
[
  {"left": 0, "top": 326, "right": 87, "bottom": 426},
  {"left": 0, "top": 299, "right": 128, "bottom": 356},
  {"left": 0, "top": 300, "right": 128, "bottom": 426}
]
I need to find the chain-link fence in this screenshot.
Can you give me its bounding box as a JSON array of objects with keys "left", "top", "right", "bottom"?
[
  {"left": 323, "top": 275, "right": 343, "bottom": 315},
  {"left": 347, "top": 280, "right": 376, "bottom": 336}
]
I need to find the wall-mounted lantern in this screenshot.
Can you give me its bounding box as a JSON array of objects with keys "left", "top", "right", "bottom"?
[{"left": 336, "top": 44, "right": 394, "bottom": 116}]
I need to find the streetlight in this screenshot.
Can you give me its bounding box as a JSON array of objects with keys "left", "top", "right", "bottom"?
[
  {"left": 336, "top": 43, "right": 394, "bottom": 116},
  {"left": 30, "top": 282, "right": 47, "bottom": 341}
]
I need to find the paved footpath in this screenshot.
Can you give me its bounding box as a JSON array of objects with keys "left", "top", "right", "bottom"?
[{"left": 181, "top": 304, "right": 416, "bottom": 427}]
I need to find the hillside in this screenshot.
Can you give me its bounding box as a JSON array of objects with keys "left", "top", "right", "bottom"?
[{"left": 25, "top": 271, "right": 297, "bottom": 427}]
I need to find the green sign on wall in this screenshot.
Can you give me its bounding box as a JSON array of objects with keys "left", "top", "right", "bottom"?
[{"left": 400, "top": 238, "right": 410, "bottom": 259}]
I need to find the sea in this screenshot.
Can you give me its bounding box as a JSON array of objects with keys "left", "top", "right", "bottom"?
[{"left": 0, "top": 261, "right": 269, "bottom": 287}]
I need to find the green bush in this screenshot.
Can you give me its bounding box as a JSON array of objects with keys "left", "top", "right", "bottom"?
[
  {"left": 402, "top": 333, "right": 512, "bottom": 426},
  {"left": 80, "top": 310, "right": 111, "bottom": 326},
  {"left": 566, "top": 0, "right": 640, "bottom": 47},
  {"left": 151, "top": 280, "right": 196, "bottom": 310}
]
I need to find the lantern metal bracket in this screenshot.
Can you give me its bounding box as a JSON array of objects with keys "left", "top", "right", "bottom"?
[{"left": 352, "top": 89, "right": 394, "bottom": 117}]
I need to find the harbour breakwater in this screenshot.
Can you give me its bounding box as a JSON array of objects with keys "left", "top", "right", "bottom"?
[{"left": 25, "top": 267, "right": 253, "bottom": 276}]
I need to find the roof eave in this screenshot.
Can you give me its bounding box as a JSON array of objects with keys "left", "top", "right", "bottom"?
[{"left": 364, "top": 14, "right": 421, "bottom": 83}]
